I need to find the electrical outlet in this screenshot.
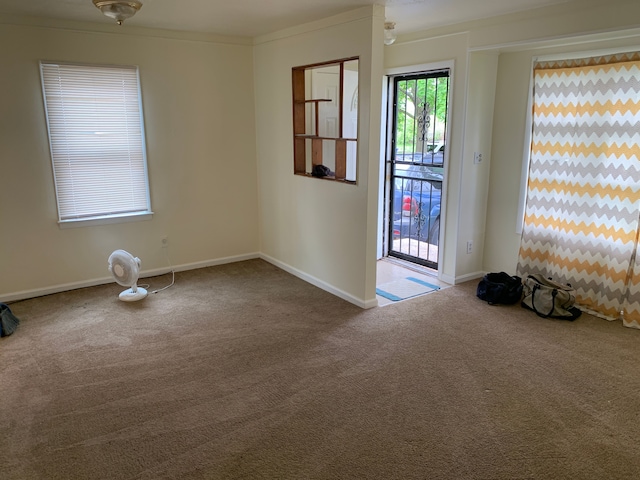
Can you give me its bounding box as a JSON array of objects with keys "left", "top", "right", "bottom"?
[
  {"left": 474, "top": 152, "right": 483, "bottom": 164},
  {"left": 161, "top": 236, "right": 169, "bottom": 248},
  {"left": 466, "top": 240, "right": 473, "bottom": 254}
]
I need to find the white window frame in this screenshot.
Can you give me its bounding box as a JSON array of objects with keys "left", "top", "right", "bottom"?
[{"left": 40, "top": 61, "right": 152, "bottom": 227}]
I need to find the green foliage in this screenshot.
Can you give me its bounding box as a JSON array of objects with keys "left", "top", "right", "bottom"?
[{"left": 395, "top": 75, "right": 449, "bottom": 154}]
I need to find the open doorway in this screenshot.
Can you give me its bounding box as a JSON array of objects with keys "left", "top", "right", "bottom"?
[{"left": 384, "top": 69, "right": 450, "bottom": 270}]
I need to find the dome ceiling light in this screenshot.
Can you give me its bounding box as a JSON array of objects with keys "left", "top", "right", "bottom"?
[
  {"left": 384, "top": 22, "right": 397, "bottom": 45},
  {"left": 92, "top": 0, "right": 143, "bottom": 25}
]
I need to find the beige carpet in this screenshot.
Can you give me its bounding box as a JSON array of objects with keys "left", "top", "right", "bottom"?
[{"left": 2, "top": 259, "right": 639, "bottom": 480}]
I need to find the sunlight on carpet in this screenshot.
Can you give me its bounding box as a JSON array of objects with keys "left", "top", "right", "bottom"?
[{"left": 376, "top": 276, "right": 440, "bottom": 302}]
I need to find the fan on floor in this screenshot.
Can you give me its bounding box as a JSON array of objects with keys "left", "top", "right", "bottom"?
[{"left": 108, "top": 249, "right": 147, "bottom": 302}]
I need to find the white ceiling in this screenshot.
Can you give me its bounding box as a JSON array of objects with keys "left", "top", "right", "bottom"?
[{"left": 0, "top": 0, "right": 577, "bottom": 38}]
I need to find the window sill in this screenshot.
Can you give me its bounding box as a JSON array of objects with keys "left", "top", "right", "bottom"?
[
  {"left": 58, "top": 211, "right": 154, "bottom": 229},
  {"left": 295, "top": 172, "right": 357, "bottom": 184}
]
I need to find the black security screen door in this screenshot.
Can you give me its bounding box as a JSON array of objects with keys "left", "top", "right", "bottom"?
[{"left": 388, "top": 70, "right": 449, "bottom": 269}]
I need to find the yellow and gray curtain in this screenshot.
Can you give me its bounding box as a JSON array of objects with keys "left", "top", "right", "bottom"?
[{"left": 517, "top": 52, "right": 640, "bottom": 329}]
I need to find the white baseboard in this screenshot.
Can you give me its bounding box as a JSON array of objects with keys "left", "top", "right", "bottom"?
[
  {"left": 160, "top": 253, "right": 260, "bottom": 275},
  {"left": 449, "top": 271, "right": 485, "bottom": 285},
  {"left": 2, "top": 276, "right": 115, "bottom": 303},
  {"left": 5, "top": 251, "right": 470, "bottom": 309},
  {"left": 1, "top": 252, "right": 260, "bottom": 303},
  {"left": 260, "top": 253, "right": 377, "bottom": 309}
]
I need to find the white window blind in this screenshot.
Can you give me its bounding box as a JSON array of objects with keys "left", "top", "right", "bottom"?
[{"left": 40, "top": 62, "right": 151, "bottom": 223}]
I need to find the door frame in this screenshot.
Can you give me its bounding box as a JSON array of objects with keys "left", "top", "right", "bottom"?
[{"left": 379, "top": 60, "right": 455, "bottom": 274}]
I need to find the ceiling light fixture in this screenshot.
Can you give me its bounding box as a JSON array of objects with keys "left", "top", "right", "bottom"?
[
  {"left": 384, "top": 22, "right": 397, "bottom": 46},
  {"left": 92, "top": 0, "right": 143, "bottom": 25}
]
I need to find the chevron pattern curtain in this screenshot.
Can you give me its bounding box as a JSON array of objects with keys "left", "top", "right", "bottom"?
[{"left": 517, "top": 52, "right": 640, "bottom": 329}]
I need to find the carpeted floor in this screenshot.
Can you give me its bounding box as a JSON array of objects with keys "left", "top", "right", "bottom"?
[{"left": 2, "top": 259, "right": 639, "bottom": 480}]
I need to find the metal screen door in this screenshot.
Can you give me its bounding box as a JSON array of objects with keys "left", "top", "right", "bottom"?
[{"left": 387, "top": 70, "right": 449, "bottom": 269}]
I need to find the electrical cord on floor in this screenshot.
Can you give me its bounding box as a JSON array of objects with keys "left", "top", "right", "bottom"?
[
  {"left": 139, "top": 247, "right": 175, "bottom": 294},
  {"left": 151, "top": 247, "right": 175, "bottom": 294},
  {"left": 151, "top": 270, "right": 174, "bottom": 294}
]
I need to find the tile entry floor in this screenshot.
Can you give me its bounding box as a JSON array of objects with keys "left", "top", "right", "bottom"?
[{"left": 376, "top": 257, "right": 450, "bottom": 306}]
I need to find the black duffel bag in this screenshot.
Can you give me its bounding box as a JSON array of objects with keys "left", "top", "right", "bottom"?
[{"left": 477, "top": 272, "right": 523, "bottom": 305}]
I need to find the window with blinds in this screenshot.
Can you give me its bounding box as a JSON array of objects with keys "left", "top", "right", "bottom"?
[{"left": 40, "top": 62, "right": 151, "bottom": 224}]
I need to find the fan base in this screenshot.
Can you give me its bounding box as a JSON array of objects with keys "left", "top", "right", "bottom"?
[{"left": 119, "top": 287, "right": 148, "bottom": 302}]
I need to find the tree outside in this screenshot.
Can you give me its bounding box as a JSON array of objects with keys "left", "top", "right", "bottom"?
[{"left": 395, "top": 75, "right": 449, "bottom": 155}]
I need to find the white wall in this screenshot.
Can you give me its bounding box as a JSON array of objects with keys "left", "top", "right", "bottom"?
[
  {"left": 383, "top": 32, "right": 477, "bottom": 284},
  {"left": 458, "top": 52, "right": 499, "bottom": 278},
  {"left": 4, "top": 0, "right": 640, "bottom": 305},
  {"left": 486, "top": 33, "right": 640, "bottom": 273},
  {"left": 253, "top": 6, "right": 384, "bottom": 307},
  {"left": 0, "top": 21, "right": 259, "bottom": 299},
  {"left": 384, "top": 0, "right": 640, "bottom": 281},
  {"left": 479, "top": 0, "right": 640, "bottom": 275}
]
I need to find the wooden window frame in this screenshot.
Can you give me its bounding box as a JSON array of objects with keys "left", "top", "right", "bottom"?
[{"left": 292, "top": 57, "right": 358, "bottom": 183}]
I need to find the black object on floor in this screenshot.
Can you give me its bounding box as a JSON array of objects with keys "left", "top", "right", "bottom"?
[{"left": 0, "top": 303, "right": 20, "bottom": 337}]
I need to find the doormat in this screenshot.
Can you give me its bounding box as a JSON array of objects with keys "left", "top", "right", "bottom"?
[{"left": 376, "top": 277, "right": 441, "bottom": 302}]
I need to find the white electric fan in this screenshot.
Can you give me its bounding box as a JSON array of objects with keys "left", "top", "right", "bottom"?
[{"left": 108, "top": 249, "right": 147, "bottom": 302}]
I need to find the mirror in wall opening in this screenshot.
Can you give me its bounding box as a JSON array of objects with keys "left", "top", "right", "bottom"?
[{"left": 292, "top": 57, "right": 359, "bottom": 183}]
